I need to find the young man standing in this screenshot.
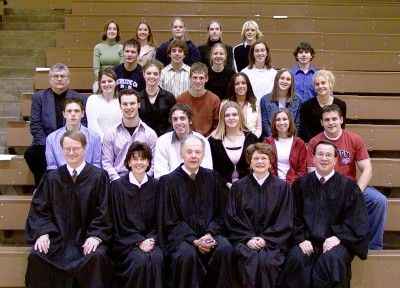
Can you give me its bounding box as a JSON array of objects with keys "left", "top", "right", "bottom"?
[
  {"left": 113, "top": 39, "right": 145, "bottom": 91},
  {"left": 46, "top": 97, "right": 101, "bottom": 170},
  {"left": 159, "top": 39, "right": 191, "bottom": 98},
  {"left": 102, "top": 89, "right": 157, "bottom": 181},
  {"left": 176, "top": 62, "right": 220, "bottom": 137},
  {"left": 154, "top": 103, "right": 213, "bottom": 179},
  {"left": 291, "top": 42, "right": 318, "bottom": 102},
  {"left": 307, "top": 104, "right": 387, "bottom": 250}
]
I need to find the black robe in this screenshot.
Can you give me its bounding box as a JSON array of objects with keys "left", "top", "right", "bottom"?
[
  {"left": 110, "top": 174, "right": 163, "bottom": 288},
  {"left": 24, "top": 164, "right": 113, "bottom": 288},
  {"left": 159, "top": 166, "right": 233, "bottom": 288},
  {"left": 228, "top": 173, "right": 293, "bottom": 288},
  {"left": 277, "top": 172, "right": 370, "bottom": 288}
]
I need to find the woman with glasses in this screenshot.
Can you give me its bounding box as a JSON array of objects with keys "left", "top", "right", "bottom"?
[{"left": 228, "top": 143, "right": 293, "bottom": 288}]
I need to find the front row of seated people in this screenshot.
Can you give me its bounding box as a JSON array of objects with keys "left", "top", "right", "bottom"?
[{"left": 26, "top": 131, "right": 370, "bottom": 288}]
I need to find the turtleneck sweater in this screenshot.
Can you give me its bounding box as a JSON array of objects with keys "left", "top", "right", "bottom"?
[{"left": 93, "top": 39, "right": 123, "bottom": 78}]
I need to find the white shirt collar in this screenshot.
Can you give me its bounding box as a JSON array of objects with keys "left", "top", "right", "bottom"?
[
  {"left": 129, "top": 171, "right": 148, "bottom": 188},
  {"left": 67, "top": 161, "right": 86, "bottom": 177},
  {"left": 181, "top": 165, "right": 199, "bottom": 177},
  {"left": 315, "top": 170, "right": 335, "bottom": 183},
  {"left": 252, "top": 172, "right": 269, "bottom": 186}
]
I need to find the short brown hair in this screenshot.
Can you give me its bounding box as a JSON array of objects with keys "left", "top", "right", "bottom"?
[
  {"left": 63, "top": 97, "right": 84, "bottom": 112},
  {"left": 313, "top": 140, "right": 339, "bottom": 157},
  {"left": 270, "top": 108, "right": 296, "bottom": 139},
  {"left": 118, "top": 89, "right": 140, "bottom": 105},
  {"left": 124, "top": 141, "right": 153, "bottom": 172},
  {"left": 101, "top": 20, "right": 121, "bottom": 42},
  {"left": 60, "top": 130, "right": 87, "bottom": 148},
  {"left": 167, "top": 39, "right": 188, "bottom": 56},
  {"left": 189, "top": 62, "right": 208, "bottom": 77},
  {"left": 321, "top": 104, "right": 343, "bottom": 119},
  {"left": 169, "top": 103, "right": 193, "bottom": 122},
  {"left": 246, "top": 143, "right": 275, "bottom": 172},
  {"left": 293, "top": 42, "right": 315, "bottom": 61}
]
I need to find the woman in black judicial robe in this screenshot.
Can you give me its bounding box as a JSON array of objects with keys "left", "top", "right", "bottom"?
[
  {"left": 228, "top": 143, "right": 293, "bottom": 288},
  {"left": 110, "top": 141, "right": 163, "bottom": 288}
]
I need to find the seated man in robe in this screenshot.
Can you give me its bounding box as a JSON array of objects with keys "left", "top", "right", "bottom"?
[
  {"left": 45, "top": 97, "right": 101, "bottom": 170},
  {"left": 154, "top": 103, "right": 212, "bottom": 179},
  {"left": 159, "top": 134, "right": 233, "bottom": 288},
  {"left": 25, "top": 130, "right": 113, "bottom": 288},
  {"left": 307, "top": 104, "right": 387, "bottom": 250},
  {"left": 277, "top": 140, "right": 370, "bottom": 288}
]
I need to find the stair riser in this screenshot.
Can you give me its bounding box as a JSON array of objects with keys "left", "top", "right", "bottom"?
[
  {"left": 0, "top": 37, "right": 56, "bottom": 48},
  {"left": 0, "top": 57, "right": 45, "bottom": 67},
  {"left": 0, "top": 22, "right": 64, "bottom": 31}
]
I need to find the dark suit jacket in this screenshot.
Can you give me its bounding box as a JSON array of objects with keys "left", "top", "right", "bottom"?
[{"left": 30, "top": 88, "right": 87, "bottom": 146}]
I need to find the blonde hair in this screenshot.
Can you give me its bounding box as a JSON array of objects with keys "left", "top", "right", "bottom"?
[
  {"left": 240, "top": 20, "right": 263, "bottom": 41},
  {"left": 210, "top": 101, "right": 250, "bottom": 140},
  {"left": 313, "top": 70, "right": 335, "bottom": 90}
]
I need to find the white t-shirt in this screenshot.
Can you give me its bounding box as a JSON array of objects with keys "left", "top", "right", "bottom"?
[{"left": 275, "top": 136, "right": 293, "bottom": 180}]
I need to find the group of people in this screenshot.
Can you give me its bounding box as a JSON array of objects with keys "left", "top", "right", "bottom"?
[{"left": 22, "top": 16, "right": 388, "bottom": 288}]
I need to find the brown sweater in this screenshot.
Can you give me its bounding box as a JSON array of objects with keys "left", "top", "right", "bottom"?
[{"left": 176, "top": 90, "right": 220, "bottom": 137}]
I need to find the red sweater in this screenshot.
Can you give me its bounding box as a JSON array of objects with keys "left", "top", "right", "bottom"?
[
  {"left": 176, "top": 90, "right": 220, "bottom": 137},
  {"left": 264, "top": 136, "right": 307, "bottom": 186}
]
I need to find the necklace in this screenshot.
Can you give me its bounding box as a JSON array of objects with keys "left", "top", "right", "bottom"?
[
  {"left": 146, "top": 89, "right": 159, "bottom": 98},
  {"left": 317, "top": 95, "right": 332, "bottom": 107}
]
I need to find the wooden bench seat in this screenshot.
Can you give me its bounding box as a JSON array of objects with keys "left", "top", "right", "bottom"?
[
  {"left": 71, "top": 1, "right": 400, "bottom": 18},
  {"left": 351, "top": 250, "right": 400, "bottom": 287},
  {"left": 0, "top": 246, "right": 30, "bottom": 287},
  {"left": 0, "top": 246, "right": 398, "bottom": 288},
  {"left": 45, "top": 47, "right": 400, "bottom": 72},
  {"left": 55, "top": 29, "right": 400, "bottom": 51},
  {"left": 0, "top": 196, "right": 32, "bottom": 230},
  {"left": 0, "top": 156, "right": 34, "bottom": 186},
  {"left": 35, "top": 68, "right": 400, "bottom": 94},
  {"left": 363, "top": 158, "right": 400, "bottom": 188},
  {"left": 64, "top": 14, "right": 400, "bottom": 34},
  {"left": 6, "top": 121, "right": 32, "bottom": 148},
  {"left": 336, "top": 96, "right": 400, "bottom": 120},
  {"left": 347, "top": 124, "right": 400, "bottom": 151}
]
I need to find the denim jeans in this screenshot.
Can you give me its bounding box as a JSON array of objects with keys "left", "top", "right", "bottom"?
[{"left": 364, "top": 186, "right": 387, "bottom": 250}]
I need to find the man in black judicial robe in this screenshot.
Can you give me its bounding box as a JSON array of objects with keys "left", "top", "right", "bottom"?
[
  {"left": 228, "top": 143, "right": 293, "bottom": 288},
  {"left": 277, "top": 140, "right": 370, "bottom": 288},
  {"left": 25, "top": 131, "right": 113, "bottom": 288},
  {"left": 159, "top": 135, "right": 233, "bottom": 288}
]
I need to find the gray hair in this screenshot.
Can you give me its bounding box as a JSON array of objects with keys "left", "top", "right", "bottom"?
[
  {"left": 49, "top": 63, "right": 70, "bottom": 76},
  {"left": 180, "top": 134, "right": 205, "bottom": 150}
]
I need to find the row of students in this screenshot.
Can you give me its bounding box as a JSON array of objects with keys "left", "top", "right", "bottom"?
[
  {"left": 35, "top": 78, "right": 385, "bottom": 255},
  {"left": 25, "top": 128, "right": 370, "bottom": 288},
  {"left": 93, "top": 18, "right": 319, "bottom": 101}
]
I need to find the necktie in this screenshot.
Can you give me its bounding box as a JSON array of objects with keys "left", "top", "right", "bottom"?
[
  {"left": 320, "top": 177, "right": 325, "bottom": 185},
  {"left": 190, "top": 173, "right": 196, "bottom": 180},
  {"left": 72, "top": 169, "right": 78, "bottom": 183}
]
